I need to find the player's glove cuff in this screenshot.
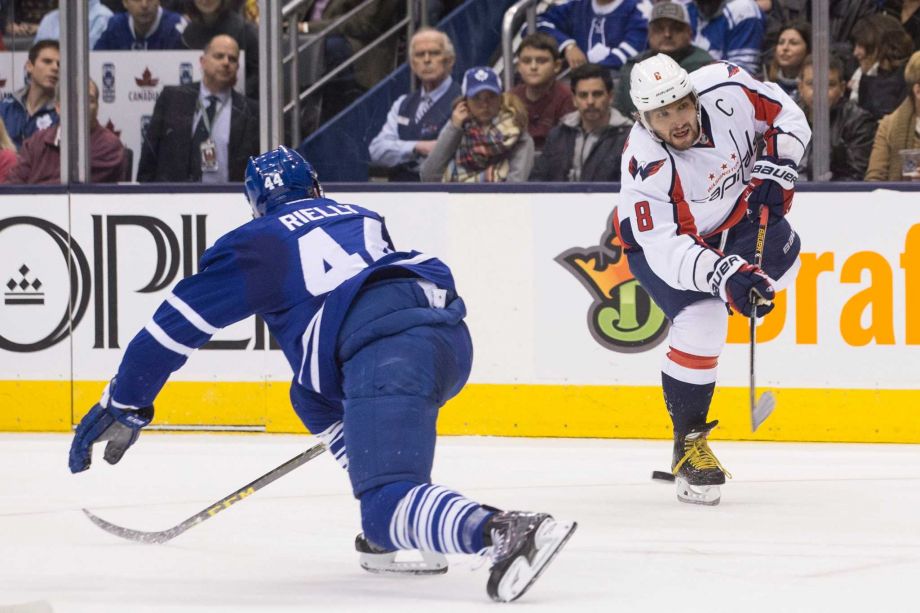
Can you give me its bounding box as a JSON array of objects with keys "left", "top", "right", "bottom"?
[
  {"left": 707, "top": 255, "right": 776, "bottom": 317},
  {"left": 751, "top": 156, "right": 797, "bottom": 190},
  {"left": 745, "top": 156, "right": 797, "bottom": 221}
]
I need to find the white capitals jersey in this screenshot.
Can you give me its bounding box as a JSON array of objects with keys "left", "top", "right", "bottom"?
[{"left": 615, "top": 61, "right": 811, "bottom": 294}]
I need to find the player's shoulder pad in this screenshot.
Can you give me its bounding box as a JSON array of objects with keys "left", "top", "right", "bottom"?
[
  {"left": 621, "top": 126, "right": 672, "bottom": 189},
  {"left": 690, "top": 61, "right": 750, "bottom": 93},
  {"left": 724, "top": 0, "right": 762, "bottom": 22}
]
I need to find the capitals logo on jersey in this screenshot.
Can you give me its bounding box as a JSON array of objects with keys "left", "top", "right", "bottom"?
[
  {"left": 723, "top": 61, "right": 741, "bottom": 78},
  {"left": 628, "top": 157, "right": 666, "bottom": 181},
  {"left": 556, "top": 211, "right": 669, "bottom": 352}
]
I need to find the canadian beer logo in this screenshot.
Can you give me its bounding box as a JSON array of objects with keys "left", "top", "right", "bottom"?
[
  {"left": 556, "top": 212, "right": 668, "bottom": 352},
  {"left": 135, "top": 67, "right": 159, "bottom": 87},
  {"left": 5, "top": 264, "right": 43, "bottom": 305},
  {"left": 129, "top": 68, "right": 160, "bottom": 102}
]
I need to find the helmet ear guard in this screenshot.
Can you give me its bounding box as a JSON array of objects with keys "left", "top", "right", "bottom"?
[{"left": 244, "top": 146, "right": 322, "bottom": 218}]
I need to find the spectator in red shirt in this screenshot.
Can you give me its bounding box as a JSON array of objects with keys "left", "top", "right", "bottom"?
[
  {"left": 512, "top": 33, "right": 575, "bottom": 150},
  {"left": 7, "top": 80, "right": 125, "bottom": 184}
]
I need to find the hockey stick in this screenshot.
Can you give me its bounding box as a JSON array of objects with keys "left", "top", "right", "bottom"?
[
  {"left": 82, "top": 442, "right": 326, "bottom": 544},
  {"left": 750, "top": 205, "right": 776, "bottom": 432}
]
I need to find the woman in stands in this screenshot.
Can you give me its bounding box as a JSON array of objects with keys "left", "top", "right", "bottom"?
[
  {"left": 765, "top": 22, "right": 810, "bottom": 101},
  {"left": 420, "top": 66, "right": 534, "bottom": 183},
  {"left": 866, "top": 50, "right": 920, "bottom": 181},
  {"left": 849, "top": 14, "right": 915, "bottom": 120}
]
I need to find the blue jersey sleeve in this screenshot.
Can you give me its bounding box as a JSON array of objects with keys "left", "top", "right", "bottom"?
[
  {"left": 110, "top": 236, "right": 258, "bottom": 409},
  {"left": 724, "top": 12, "right": 763, "bottom": 75},
  {"left": 535, "top": 2, "right": 577, "bottom": 48}
]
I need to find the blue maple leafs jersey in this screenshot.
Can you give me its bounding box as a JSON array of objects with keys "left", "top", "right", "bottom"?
[{"left": 108, "top": 197, "right": 457, "bottom": 411}]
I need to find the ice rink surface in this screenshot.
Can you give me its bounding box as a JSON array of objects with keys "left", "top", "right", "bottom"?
[{"left": 1, "top": 433, "right": 918, "bottom": 613}]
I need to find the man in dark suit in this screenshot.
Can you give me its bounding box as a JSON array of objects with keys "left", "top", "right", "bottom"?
[{"left": 137, "top": 34, "right": 259, "bottom": 183}]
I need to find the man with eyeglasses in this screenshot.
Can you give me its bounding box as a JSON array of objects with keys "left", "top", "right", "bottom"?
[
  {"left": 369, "top": 28, "right": 460, "bottom": 182},
  {"left": 511, "top": 33, "right": 574, "bottom": 151}
]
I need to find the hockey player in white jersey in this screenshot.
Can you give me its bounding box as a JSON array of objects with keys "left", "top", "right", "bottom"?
[{"left": 614, "top": 54, "right": 810, "bottom": 504}]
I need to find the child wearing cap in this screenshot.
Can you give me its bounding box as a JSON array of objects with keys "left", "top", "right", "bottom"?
[{"left": 420, "top": 66, "right": 535, "bottom": 182}]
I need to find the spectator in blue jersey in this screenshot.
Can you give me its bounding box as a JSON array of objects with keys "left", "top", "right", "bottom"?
[
  {"left": 0, "top": 40, "right": 59, "bottom": 149},
  {"left": 94, "top": 0, "right": 186, "bottom": 50},
  {"left": 687, "top": 0, "right": 764, "bottom": 76},
  {"left": 368, "top": 28, "right": 459, "bottom": 182},
  {"left": 535, "top": 0, "right": 647, "bottom": 72},
  {"left": 7, "top": 80, "right": 126, "bottom": 185},
  {"left": 614, "top": 1, "right": 713, "bottom": 117},
  {"left": 68, "top": 146, "right": 577, "bottom": 603},
  {"left": 531, "top": 63, "right": 631, "bottom": 182},
  {"left": 421, "top": 66, "right": 534, "bottom": 183},
  {"left": 34, "top": 0, "right": 113, "bottom": 49}
]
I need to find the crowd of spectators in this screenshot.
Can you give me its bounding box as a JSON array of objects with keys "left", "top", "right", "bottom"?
[
  {"left": 1, "top": 0, "right": 920, "bottom": 184},
  {"left": 368, "top": 0, "right": 920, "bottom": 184}
]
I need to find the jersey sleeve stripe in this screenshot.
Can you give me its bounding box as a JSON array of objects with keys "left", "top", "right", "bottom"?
[
  {"left": 166, "top": 293, "right": 219, "bottom": 335},
  {"left": 619, "top": 41, "right": 638, "bottom": 57},
  {"left": 739, "top": 85, "right": 782, "bottom": 124},
  {"left": 297, "top": 305, "right": 325, "bottom": 393},
  {"left": 611, "top": 48, "right": 628, "bottom": 64},
  {"left": 144, "top": 319, "right": 195, "bottom": 356}
]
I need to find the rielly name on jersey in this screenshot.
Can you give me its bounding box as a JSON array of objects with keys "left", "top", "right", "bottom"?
[{"left": 614, "top": 61, "right": 811, "bottom": 294}]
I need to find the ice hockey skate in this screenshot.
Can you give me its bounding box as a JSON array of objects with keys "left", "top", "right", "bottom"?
[
  {"left": 672, "top": 421, "right": 731, "bottom": 506},
  {"left": 354, "top": 533, "right": 448, "bottom": 575},
  {"left": 484, "top": 511, "right": 577, "bottom": 602}
]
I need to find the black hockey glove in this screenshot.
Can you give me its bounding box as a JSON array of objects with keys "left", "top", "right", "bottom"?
[
  {"left": 708, "top": 254, "right": 775, "bottom": 317},
  {"left": 69, "top": 380, "right": 154, "bottom": 474},
  {"left": 743, "top": 156, "right": 797, "bottom": 222}
]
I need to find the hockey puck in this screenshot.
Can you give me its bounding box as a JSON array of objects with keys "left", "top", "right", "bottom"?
[{"left": 651, "top": 470, "right": 676, "bottom": 482}]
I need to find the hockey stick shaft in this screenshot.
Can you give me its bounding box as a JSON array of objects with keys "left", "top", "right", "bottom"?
[
  {"left": 750, "top": 206, "right": 770, "bottom": 430},
  {"left": 83, "top": 442, "right": 326, "bottom": 544}
]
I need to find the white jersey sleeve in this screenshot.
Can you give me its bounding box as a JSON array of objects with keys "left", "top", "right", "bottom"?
[{"left": 617, "top": 127, "right": 722, "bottom": 294}]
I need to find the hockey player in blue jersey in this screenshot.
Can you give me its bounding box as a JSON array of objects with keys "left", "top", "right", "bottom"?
[{"left": 68, "top": 146, "right": 576, "bottom": 602}]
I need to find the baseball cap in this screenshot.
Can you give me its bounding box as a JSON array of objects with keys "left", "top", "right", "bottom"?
[
  {"left": 461, "top": 66, "right": 502, "bottom": 97},
  {"left": 650, "top": 1, "right": 691, "bottom": 25}
]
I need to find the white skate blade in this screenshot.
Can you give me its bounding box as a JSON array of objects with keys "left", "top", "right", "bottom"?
[
  {"left": 359, "top": 549, "right": 448, "bottom": 575},
  {"left": 676, "top": 477, "right": 721, "bottom": 506},
  {"left": 493, "top": 519, "right": 577, "bottom": 603},
  {"left": 751, "top": 391, "right": 776, "bottom": 432}
]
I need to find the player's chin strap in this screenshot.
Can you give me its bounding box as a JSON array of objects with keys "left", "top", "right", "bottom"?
[{"left": 355, "top": 533, "right": 449, "bottom": 575}]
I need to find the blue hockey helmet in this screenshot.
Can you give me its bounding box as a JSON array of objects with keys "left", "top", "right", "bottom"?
[{"left": 244, "top": 146, "right": 323, "bottom": 218}]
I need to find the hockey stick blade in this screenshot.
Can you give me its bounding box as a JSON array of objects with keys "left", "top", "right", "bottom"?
[
  {"left": 82, "top": 443, "right": 326, "bottom": 544},
  {"left": 651, "top": 470, "right": 676, "bottom": 483},
  {"left": 751, "top": 390, "right": 777, "bottom": 432}
]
